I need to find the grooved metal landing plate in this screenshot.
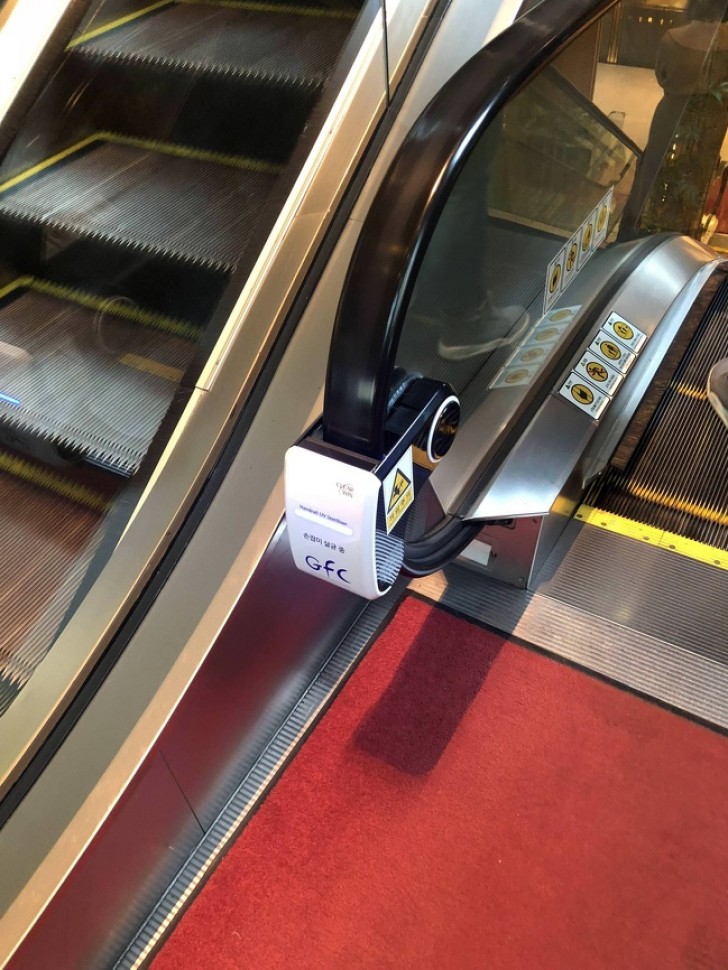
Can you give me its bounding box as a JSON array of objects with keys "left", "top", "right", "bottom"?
[
  {"left": 412, "top": 521, "right": 728, "bottom": 730},
  {"left": 0, "top": 466, "right": 102, "bottom": 715},
  {"left": 0, "top": 289, "right": 195, "bottom": 474},
  {"left": 0, "top": 141, "right": 277, "bottom": 271},
  {"left": 76, "top": 2, "right": 353, "bottom": 87}
]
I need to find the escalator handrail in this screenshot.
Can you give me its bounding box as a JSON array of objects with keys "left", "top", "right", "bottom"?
[{"left": 323, "top": 0, "right": 620, "bottom": 458}]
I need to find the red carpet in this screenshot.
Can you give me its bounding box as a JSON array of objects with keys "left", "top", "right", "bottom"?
[{"left": 153, "top": 596, "right": 728, "bottom": 969}]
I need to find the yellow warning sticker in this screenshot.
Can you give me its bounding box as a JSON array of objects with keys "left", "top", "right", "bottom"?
[
  {"left": 613, "top": 320, "right": 634, "bottom": 342},
  {"left": 565, "top": 241, "right": 578, "bottom": 274},
  {"left": 599, "top": 339, "right": 622, "bottom": 361},
  {"left": 549, "top": 263, "right": 562, "bottom": 294},
  {"left": 544, "top": 247, "right": 566, "bottom": 312},
  {"left": 384, "top": 450, "right": 414, "bottom": 534},
  {"left": 571, "top": 383, "right": 594, "bottom": 406},
  {"left": 520, "top": 347, "right": 546, "bottom": 363},
  {"left": 542, "top": 187, "right": 612, "bottom": 314},
  {"left": 548, "top": 307, "right": 577, "bottom": 323},
  {"left": 604, "top": 311, "right": 647, "bottom": 354},
  {"left": 586, "top": 360, "right": 609, "bottom": 383},
  {"left": 581, "top": 222, "right": 593, "bottom": 252},
  {"left": 388, "top": 469, "right": 411, "bottom": 514},
  {"left": 577, "top": 211, "right": 596, "bottom": 269},
  {"left": 594, "top": 187, "right": 613, "bottom": 247}
]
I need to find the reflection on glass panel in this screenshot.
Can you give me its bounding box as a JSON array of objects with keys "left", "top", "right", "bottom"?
[
  {"left": 594, "top": 0, "right": 728, "bottom": 239},
  {"left": 0, "top": 0, "right": 362, "bottom": 713},
  {"left": 397, "top": 25, "right": 641, "bottom": 411},
  {"left": 396, "top": 0, "right": 728, "bottom": 441}
]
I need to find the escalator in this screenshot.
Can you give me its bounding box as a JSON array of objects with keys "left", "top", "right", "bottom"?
[
  {"left": 0, "top": 0, "right": 361, "bottom": 703},
  {"left": 3, "top": 0, "right": 728, "bottom": 964},
  {"left": 301, "top": 0, "right": 728, "bottom": 599},
  {"left": 0, "top": 0, "right": 514, "bottom": 966}
]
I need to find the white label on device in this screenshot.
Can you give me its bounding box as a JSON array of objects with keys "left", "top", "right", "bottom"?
[{"left": 285, "top": 445, "right": 387, "bottom": 600}]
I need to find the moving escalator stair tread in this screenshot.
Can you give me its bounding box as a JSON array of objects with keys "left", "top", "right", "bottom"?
[
  {"left": 593, "top": 276, "right": 728, "bottom": 552},
  {"left": 71, "top": 0, "right": 356, "bottom": 89},
  {"left": 0, "top": 281, "right": 196, "bottom": 475},
  {"left": 0, "top": 135, "right": 281, "bottom": 273},
  {"left": 66, "top": 0, "right": 358, "bottom": 165},
  {"left": 0, "top": 448, "right": 109, "bottom": 710},
  {"left": 0, "top": 0, "right": 359, "bottom": 478}
]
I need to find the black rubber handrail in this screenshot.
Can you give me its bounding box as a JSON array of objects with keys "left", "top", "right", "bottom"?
[{"left": 323, "top": 0, "right": 620, "bottom": 458}]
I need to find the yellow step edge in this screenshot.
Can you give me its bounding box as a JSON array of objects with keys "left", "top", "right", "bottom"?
[
  {"left": 0, "top": 451, "right": 109, "bottom": 514},
  {"left": 674, "top": 382, "right": 708, "bottom": 401},
  {"left": 68, "top": 0, "right": 176, "bottom": 48},
  {"left": 25, "top": 278, "right": 202, "bottom": 342},
  {"left": 0, "top": 131, "right": 281, "bottom": 200},
  {"left": 576, "top": 505, "right": 728, "bottom": 572},
  {"left": 624, "top": 480, "right": 728, "bottom": 529},
  {"left": 98, "top": 131, "right": 283, "bottom": 175},
  {"left": 0, "top": 135, "right": 102, "bottom": 195},
  {"left": 0, "top": 277, "right": 33, "bottom": 302},
  {"left": 68, "top": 0, "right": 356, "bottom": 51},
  {"left": 0, "top": 275, "right": 201, "bottom": 342},
  {"left": 119, "top": 353, "right": 185, "bottom": 384}
]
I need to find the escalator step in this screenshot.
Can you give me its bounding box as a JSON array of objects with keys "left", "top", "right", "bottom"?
[
  {"left": 594, "top": 278, "right": 728, "bottom": 550},
  {"left": 0, "top": 285, "right": 196, "bottom": 475},
  {"left": 0, "top": 137, "right": 279, "bottom": 272},
  {"left": 0, "top": 451, "right": 105, "bottom": 714},
  {"left": 72, "top": 1, "right": 355, "bottom": 89}
]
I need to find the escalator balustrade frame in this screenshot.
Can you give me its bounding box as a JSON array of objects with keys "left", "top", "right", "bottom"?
[{"left": 0, "top": 0, "right": 386, "bottom": 797}]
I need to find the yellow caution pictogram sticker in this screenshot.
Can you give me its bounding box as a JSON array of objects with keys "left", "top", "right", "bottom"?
[
  {"left": 597, "top": 205, "right": 608, "bottom": 232},
  {"left": 549, "top": 264, "right": 561, "bottom": 294},
  {"left": 505, "top": 368, "right": 530, "bottom": 384},
  {"left": 385, "top": 455, "right": 414, "bottom": 534},
  {"left": 549, "top": 308, "right": 574, "bottom": 322},
  {"left": 581, "top": 223, "right": 593, "bottom": 251},
  {"left": 571, "top": 383, "right": 594, "bottom": 405},
  {"left": 521, "top": 347, "right": 544, "bottom": 363},
  {"left": 613, "top": 320, "right": 634, "bottom": 341},
  {"left": 600, "top": 340, "right": 621, "bottom": 361},
  {"left": 586, "top": 361, "right": 608, "bottom": 383},
  {"left": 565, "top": 243, "right": 578, "bottom": 272},
  {"left": 388, "top": 469, "right": 411, "bottom": 514}
]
